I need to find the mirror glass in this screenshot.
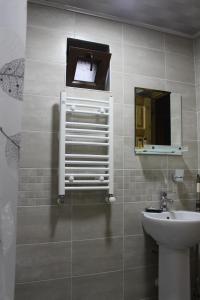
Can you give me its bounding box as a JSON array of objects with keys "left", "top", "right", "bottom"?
[{"left": 135, "top": 87, "right": 182, "bottom": 153}]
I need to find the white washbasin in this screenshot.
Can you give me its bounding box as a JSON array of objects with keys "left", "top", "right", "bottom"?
[
  {"left": 142, "top": 210, "right": 200, "bottom": 300},
  {"left": 142, "top": 210, "right": 200, "bottom": 249}
]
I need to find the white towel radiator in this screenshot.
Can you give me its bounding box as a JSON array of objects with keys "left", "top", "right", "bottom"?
[{"left": 58, "top": 91, "right": 115, "bottom": 203}]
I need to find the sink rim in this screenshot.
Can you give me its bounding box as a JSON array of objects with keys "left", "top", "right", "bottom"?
[
  {"left": 142, "top": 210, "right": 200, "bottom": 250},
  {"left": 142, "top": 210, "right": 200, "bottom": 223}
]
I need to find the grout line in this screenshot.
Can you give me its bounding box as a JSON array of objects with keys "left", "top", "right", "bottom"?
[
  {"left": 25, "top": 57, "right": 66, "bottom": 66},
  {"left": 70, "top": 192, "right": 73, "bottom": 300},
  {"left": 122, "top": 72, "right": 196, "bottom": 86},
  {"left": 15, "top": 276, "right": 72, "bottom": 285},
  {"left": 22, "top": 129, "right": 59, "bottom": 133},
  {"left": 16, "top": 264, "right": 158, "bottom": 286},
  {"left": 16, "top": 240, "right": 71, "bottom": 247},
  {"left": 23, "top": 92, "right": 59, "bottom": 99},
  {"left": 121, "top": 22, "right": 125, "bottom": 300},
  {"left": 193, "top": 38, "right": 199, "bottom": 173},
  {"left": 124, "top": 40, "right": 194, "bottom": 59},
  {"left": 72, "top": 268, "right": 124, "bottom": 278},
  {"left": 16, "top": 233, "right": 151, "bottom": 247},
  {"left": 19, "top": 167, "right": 198, "bottom": 171},
  {"left": 16, "top": 236, "right": 124, "bottom": 247},
  {"left": 26, "top": 23, "right": 75, "bottom": 35},
  {"left": 16, "top": 269, "right": 125, "bottom": 285}
]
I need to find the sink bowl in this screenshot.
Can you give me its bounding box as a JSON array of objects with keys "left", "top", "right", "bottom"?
[
  {"left": 142, "top": 211, "right": 200, "bottom": 300},
  {"left": 142, "top": 210, "right": 200, "bottom": 249}
]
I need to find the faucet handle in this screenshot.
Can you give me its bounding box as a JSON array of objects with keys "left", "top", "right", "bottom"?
[
  {"left": 161, "top": 191, "right": 167, "bottom": 198},
  {"left": 160, "top": 192, "right": 174, "bottom": 211}
]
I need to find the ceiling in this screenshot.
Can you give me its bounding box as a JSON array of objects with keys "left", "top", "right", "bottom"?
[{"left": 30, "top": 0, "right": 200, "bottom": 38}]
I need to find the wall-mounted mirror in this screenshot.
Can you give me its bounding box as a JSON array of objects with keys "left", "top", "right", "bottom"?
[{"left": 135, "top": 87, "right": 186, "bottom": 155}]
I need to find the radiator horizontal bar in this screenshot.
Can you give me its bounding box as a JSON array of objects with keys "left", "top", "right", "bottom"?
[
  {"left": 65, "top": 180, "right": 109, "bottom": 184},
  {"left": 66, "top": 109, "right": 109, "bottom": 116},
  {"left": 65, "top": 134, "right": 109, "bottom": 140},
  {"left": 65, "top": 174, "right": 110, "bottom": 177},
  {"left": 66, "top": 102, "right": 109, "bottom": 110},
  {"left": 67, "top": 96, "right": 109, "bottom": 104},
  {"left": 65, "top": 160, "right": 109, "bottom": 165},
  {"left": 65, "top": 141, "right": 109, "bottom": 146},
  {"left": 65, "top": 154, "right": 109, "bottom": 159},
  {"left": 65, "top": 128, "right": 109, "bottom": 134},
  {"left": 66, "top": 122, "right": 109, "bottom": 128},
  {"left": 65, "top": 167, "right": 109, "bottom": 170},
  {"left": 65, "top": 186, "right": 109, "bottom": 190}
]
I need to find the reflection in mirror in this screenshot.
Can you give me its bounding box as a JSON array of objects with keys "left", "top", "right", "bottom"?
[{"left": 135, "top": 87, "right": 182, "bottom": 153}]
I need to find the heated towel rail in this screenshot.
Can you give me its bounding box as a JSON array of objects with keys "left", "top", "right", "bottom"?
[{"left": 58, "top": 91, "right": 115, "bottom": 203}]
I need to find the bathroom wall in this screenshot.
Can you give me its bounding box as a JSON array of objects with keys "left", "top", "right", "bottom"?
[
  {"left": 194, "top": 37, "right": 200, "bottom": 169},
  {"left": 15, "top": 3, "right": 198, "bottom": 300},
  {"left": 0, "top": 1, "right": 27, "bottom": 300}
]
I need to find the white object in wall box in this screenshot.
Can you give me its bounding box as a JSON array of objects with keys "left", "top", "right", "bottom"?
[{"left": 58, "top": 91, "right": 115, "bottom": 203}]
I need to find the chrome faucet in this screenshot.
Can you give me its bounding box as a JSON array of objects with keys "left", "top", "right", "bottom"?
[{"left": 160, "top": 192, "right": 174, "bottom": 211}]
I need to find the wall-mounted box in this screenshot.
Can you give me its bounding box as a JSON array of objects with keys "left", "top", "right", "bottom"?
[{"left": 66, "top": 38, "right": 111, "bottom": 91}]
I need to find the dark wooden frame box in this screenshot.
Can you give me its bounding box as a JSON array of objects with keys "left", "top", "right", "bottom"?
[{"left": 66, "top": 38, "right": 111, "bottom": 90}]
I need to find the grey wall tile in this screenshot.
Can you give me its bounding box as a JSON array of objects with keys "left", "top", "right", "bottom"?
[
  {"left": 174, "top": 199, "right": 196, "bottom": 211},
  {"left": 19, "top": 169, "right": 54, "bottom": 177},
  {"left": 123, "top": 105, "right": 134, "bottom": 137},
  {"left": 198, "top": 141, "right": 200, "bottom": 168},
  {"left": 124, "top": 266, "right": 158, "bottom": 300},
  {"left": 194, "top": 37, "right": 200, "bottom": 61},
  {"left": 124, "top": 137, "right": 168, "bottom": 170},
  {"left": 196, "top": 85, "right": 200, "bottom": 112},
  {"left": 124, "top": 170, "right": 167, "bottom": 203},
  {"left": 66, "top": 86, "right": 111, "bottom": 101},
  {"left": 114, "top": 136, "right": 123, "bottom": 169},
  {"left": 164, "top": 34, "right": 193, "bottom": 57},
  {"left": 195, "top": 60, "right": 200, "bottom": 85},
  {"left": 69, "top": 190, "right": 109, "bottom": 206},
  {"left": 124, "top": 202, "right": 147, "bottom": 236},
  {"left": 198, "top": 112, "right": 200, "bottom": 140},
  {"left": 124, "top": 24, "right": 164, "bottom": 50},
  {"left": 168, "top": 141, "right": 198, "bottom": 170},
  {"left": 168, "top": 170, "right": 197, "bottom": 203},
  {"left": 110, "top": 72, "right": 124, "bottom": 104},
  {"left": 124, "top": 45, "right": 165, "bottom": 78},
  {"left": 26, "top": 26, "right": 70, "bottom": 64},
  {"left": 28, "top": 3, "right": 75, "bottom": 33},
  {"left": 15, "top": 278, "right": 71, "bottom": 300},
  {"left": 114, "top": 103, "right": 123, "bottom": 136},
  {"left": 72, "top": 271, "right": 123, "bottom": 300},
  {"left": 109, "top": 42, "right": 123, "bottom": 73},
  {"left": 165, "top": 52, "right": 195, "bottom": 83},
  {"left": 72, "top": 204, "right": 123, "bottom": 240},
  {"left": 22, "top": 95, "right": 59, "bottom": 132},
  {"left": 124, "top": 235, "right": 158, "bottom": 270},
  {"left": 17, "top": 205, "right": 71, "bottom": 244},
  {"left": 16, "top": 242, "right": 71, "bottom": 283},
  {"left": 24, "top": 60, "right": 65, "bottom": 97},
  {"left": 72, "top": 237, "right": 123, "bottom": 276},
  {"left": 165, "top": 81, "right": 196, "bottom": 112},
  {"left": 74, "top": 13, "right": 122, "bottom": 43},
  {"left": 182, "top": 111, "right": 197, "bottom": 141},
  {"left": 18, "top": 168, "right": 58, "bottom": 206},
  {"left": 20, "top": 132, "right": 58, "bottom": 168}
]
